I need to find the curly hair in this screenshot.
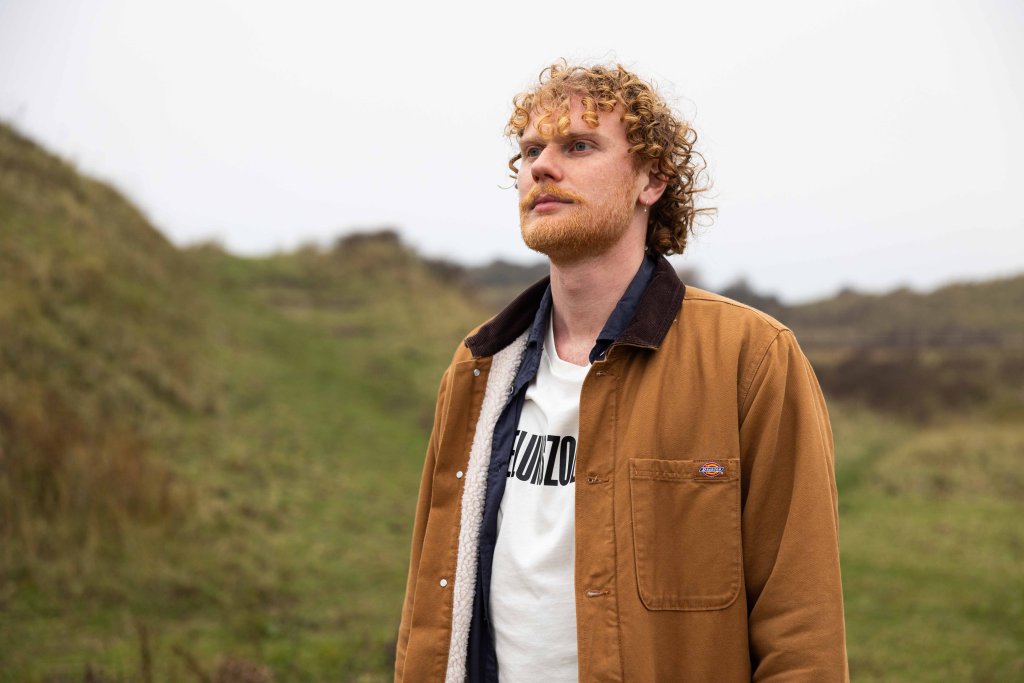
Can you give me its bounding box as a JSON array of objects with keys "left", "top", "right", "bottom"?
[{"left": 506, "top": 61, "right": 714, "bottom": 256}]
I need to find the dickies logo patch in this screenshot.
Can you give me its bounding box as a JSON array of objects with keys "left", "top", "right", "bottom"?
[{"left": 699, "top": 461, "right": 725, "bottom": 478}]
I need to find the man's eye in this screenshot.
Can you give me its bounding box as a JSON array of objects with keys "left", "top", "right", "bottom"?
[
  {"left": 570, "top": 141, "right": 591, "bottom": 152},
  {"left": 524, "top": 146, "right": 542, "bottom": 158}
]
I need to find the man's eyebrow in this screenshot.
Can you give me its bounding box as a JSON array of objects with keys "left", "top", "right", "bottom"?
[{"left": 519, "top": 128, "right": 610, "bottom": 148}]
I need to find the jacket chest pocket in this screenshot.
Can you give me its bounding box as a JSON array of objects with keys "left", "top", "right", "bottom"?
[{"left": 628, "top": 458, "right": 741, "bottom": 611}]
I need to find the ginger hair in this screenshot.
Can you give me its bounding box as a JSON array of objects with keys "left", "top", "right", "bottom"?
[{"left": 506, "top": 61, "right": 714, "bottom": 256}]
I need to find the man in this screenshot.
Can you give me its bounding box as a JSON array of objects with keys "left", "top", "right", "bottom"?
[{"left": 396, "top": 61, "right": 848, "bottom": 682}]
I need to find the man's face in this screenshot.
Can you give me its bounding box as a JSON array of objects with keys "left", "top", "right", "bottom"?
[{"left": 517, "top": 94, "right": 648, "bottom": 264}]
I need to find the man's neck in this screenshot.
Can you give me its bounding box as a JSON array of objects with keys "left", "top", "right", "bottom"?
[{"left": 548, "top": 239, "right": 646, "bottom": 366}]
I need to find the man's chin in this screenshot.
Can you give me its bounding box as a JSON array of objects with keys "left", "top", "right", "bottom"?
[
  {"left": 521, "top": 220, "right": 619, "bottom": 265},
  {"left": 522, "top": 218, "right": 578, "bottom": 261}
]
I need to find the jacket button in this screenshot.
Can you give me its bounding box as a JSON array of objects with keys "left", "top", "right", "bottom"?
[
  {"left": 473, "top": 369, "right": 481, "bottom": 377},
  {"left": 456, "top": 471, "right": 464, "bottom": 479},
  {"left": 439, "top": 578, "right": 449, "bottom": 587}
]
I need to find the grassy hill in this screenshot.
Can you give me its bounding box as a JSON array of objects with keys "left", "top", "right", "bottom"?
[
  {"left": 1, "top": 122, "right": 1021, "bottom": 681},
  {"left": 782, "top": 279, "right": 1024, "bottom": 420},
  {"left": 0, "top": 123, "right": 217, "bottom": 563},
  {"left": 0, "top": 123, "right": 488, "bottom": 680}
]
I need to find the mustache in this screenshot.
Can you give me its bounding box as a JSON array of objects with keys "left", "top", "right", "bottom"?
[{"left": 519, "top": 184, "right": 585, "bottom": 213}]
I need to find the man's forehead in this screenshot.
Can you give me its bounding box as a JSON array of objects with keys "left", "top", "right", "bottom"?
[{"left": 521, "top": 95, "right": 624, "bottom": 140}]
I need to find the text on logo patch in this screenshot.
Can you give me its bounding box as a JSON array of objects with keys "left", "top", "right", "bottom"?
[{"left": 699, "top": 461, "right": 725, "bottom": 478}]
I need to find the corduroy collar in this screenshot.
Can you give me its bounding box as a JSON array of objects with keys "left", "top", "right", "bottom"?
[{"left": 465, "top": 254, "right": 685, "bottom": 358}]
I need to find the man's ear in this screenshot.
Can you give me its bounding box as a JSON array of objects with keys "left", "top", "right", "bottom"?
[{"left": 638, "top": 163, "right": 668, "bottom": 207}]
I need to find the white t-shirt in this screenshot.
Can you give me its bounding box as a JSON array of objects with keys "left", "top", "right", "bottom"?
[{"left": 490, "top": 317, "right": 589, "bottom": 681}]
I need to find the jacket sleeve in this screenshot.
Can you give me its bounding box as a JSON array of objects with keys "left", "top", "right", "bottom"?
[
  {"left": 738, "top": 330, "right": 849, "bottom": 682},
  {"left": 394, "top": 366, "right": 450, "bottom": 682}
]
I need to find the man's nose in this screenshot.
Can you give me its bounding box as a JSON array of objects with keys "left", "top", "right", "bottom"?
[{"left": 530, "top": 146, "right": 563, "bottom": 183}]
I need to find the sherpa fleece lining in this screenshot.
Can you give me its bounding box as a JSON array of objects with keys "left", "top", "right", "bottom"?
[{"left": 445, "top": 332, "right": 528, "bottom": 682}]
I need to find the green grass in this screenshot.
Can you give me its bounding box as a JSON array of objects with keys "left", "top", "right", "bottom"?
[
  {"left": 831, "top": 408, "right": 1024, "bottom": 682},
  {"left": 1, "top": 121, "right": 486, "bottom": 680},
  {"left": 0, "top": 239, "right": 484, "bottom": 681},
  {"left": 842, "top": 496, "right": 1023, "bottom": 682}
]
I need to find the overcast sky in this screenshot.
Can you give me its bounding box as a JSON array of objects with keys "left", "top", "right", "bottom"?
[{"left": 1, "top": 0, "right": 1022, "bottom": 302}]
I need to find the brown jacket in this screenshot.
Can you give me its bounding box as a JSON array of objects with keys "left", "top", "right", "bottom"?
[{"left": 396, "top": 261, "right": 848, "bottom": 682}]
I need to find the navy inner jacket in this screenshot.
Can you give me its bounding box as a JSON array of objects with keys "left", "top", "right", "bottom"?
[{"left": 466, "top": 254, "right": 657, "bottom": 682}]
